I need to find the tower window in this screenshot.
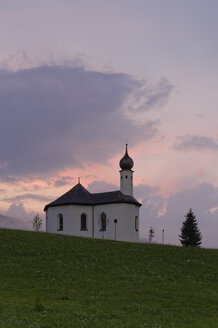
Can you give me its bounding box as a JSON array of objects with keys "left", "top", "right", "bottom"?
[
  {"left": 57, "top": 213, "right": 63, "bottom": 231},
  {"left": 125, "top": 175, "right": 128, "bottom": 179},
  {"left": 81, "top": 213, "right": 87, "bottom": 231},
  {"left": 100, "top": 212, "right": 107, "bottom": 231}
]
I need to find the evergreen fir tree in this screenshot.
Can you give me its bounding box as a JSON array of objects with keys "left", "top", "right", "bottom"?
[{"left": 179, "top": 209, "right": 202, "bottom": 247}]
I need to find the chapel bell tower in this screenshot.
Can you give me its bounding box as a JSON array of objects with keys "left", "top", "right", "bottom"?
[{"left": 119, "top": 144, "right": 134, "bottom": 196}]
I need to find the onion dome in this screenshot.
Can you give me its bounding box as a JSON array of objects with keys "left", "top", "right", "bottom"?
[{"left": 119, "top": 144, "right": 134, "bottom": 170}]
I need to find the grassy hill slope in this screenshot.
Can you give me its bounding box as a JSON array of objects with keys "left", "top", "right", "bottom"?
[{"left": 0, "top": 229, "right": 218, "bottom": 328}]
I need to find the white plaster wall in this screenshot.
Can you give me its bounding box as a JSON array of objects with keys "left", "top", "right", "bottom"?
[
  {"left": 46, "top": 205, "right": 93, "bottom": 237},
  {"left": 46, "top": 203, "right": 140, "bottom": 243},
  {"left": 93, "top": 203, "right": 139, "bottom": 242},
  {"left": 120, "top": 170, "right": 133, "bottom": 196}
]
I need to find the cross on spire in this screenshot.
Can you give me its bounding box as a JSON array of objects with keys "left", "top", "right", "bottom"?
[{"left": 125, "top": 143, "right": 128, "bottom": 154}]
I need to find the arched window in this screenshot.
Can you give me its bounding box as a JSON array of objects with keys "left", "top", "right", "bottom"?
[
  {"left": 57, "top": 213, "right": 63, "bottom": 231},
  {"left": 81, "top": 213, "right": 87, "bottom": 231},
  {"left": 135, "top": 216, "right": 138, "bottom": 232},
  {"left": 100, "top": 212, "right": 106, "bottom": 231}
]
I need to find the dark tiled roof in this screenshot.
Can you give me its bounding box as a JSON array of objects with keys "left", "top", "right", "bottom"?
[{"left": 44, "top": 183, "right": 141, "bottom": 211}]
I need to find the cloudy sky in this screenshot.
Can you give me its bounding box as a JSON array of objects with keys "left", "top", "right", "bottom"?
[{"left": 1, "top": 0, "right": 218, "bottom": 248}]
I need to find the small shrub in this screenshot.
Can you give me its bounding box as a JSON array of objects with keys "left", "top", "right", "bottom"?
[
  {"left": 32, "top": 213, "right": 43, "bottom": 232},
  {"left": 33, "top": 302, "right": 46, "bottom": 313},
  {"left": 61, "top": 295, "right": 70, "bottom": 300}
]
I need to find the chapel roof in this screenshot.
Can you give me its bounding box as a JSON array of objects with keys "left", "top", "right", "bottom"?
[{"left": 44, "top": 183, "right": 141, "bottom": 211}]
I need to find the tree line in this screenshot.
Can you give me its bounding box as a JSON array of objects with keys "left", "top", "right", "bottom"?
[
  {"left": 148, "top": 208, "right": 202, "bottom": 247},
  {"left": 33, "top": 209, "right": 202, "bottom": 247}
]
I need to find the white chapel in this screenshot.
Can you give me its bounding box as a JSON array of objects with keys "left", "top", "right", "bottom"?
[{"left": 44, "top": 145, "right": 141, "bottom": 242}]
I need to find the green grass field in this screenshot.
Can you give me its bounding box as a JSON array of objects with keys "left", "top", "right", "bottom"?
[{"left": 0, "top": 229, "right": 218, "bottom": 328}]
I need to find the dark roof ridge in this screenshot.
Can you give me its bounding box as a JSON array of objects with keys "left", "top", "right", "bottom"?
[
  {"left": 92, "top": 189, "right": 120, "bottom": 195},
  {"left": 44, "top": 183, "right": 141, "bottom": 211}
]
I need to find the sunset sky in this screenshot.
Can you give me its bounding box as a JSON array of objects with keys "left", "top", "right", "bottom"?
[{"left": 1, "top": 0, "right": 218, "bottom": 247}]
